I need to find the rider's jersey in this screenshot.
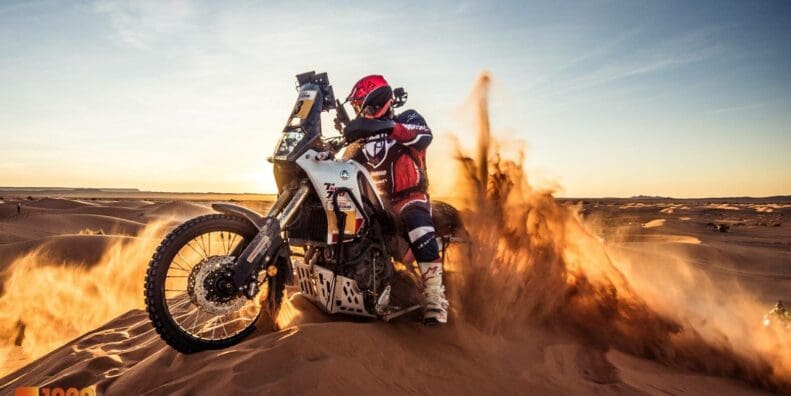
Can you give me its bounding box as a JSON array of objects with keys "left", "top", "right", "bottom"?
[{"left": 348, "top": 110, "right": 432, "bottom": 204}]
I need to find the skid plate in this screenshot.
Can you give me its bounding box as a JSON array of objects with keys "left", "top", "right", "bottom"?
[{"left": 293, "top": 258, "right": 375, "bottom": 317}]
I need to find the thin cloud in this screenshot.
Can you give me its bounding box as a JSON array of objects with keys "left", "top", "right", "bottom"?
[
  {"left": 93, "top": 0, "right": 196, "bottom": 49},
  {"left": 708, "top": 103, "right": 766, "bottom": 115},
  {"left": 527, "top": 33, "right": 725, "bottom": 101}
]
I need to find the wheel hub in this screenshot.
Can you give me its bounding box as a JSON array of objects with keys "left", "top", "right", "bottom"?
[{"left": 188, "top": 256, "right": 246, "bottom": 315}]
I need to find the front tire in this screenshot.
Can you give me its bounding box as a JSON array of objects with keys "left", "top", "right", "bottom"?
[{"left": 145, "top": 214, "right": 274, "bottom": 353}]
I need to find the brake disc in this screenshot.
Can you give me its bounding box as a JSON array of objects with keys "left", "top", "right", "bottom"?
[{"left": 188, "top": 256, "right": 247, "bottom": 315}]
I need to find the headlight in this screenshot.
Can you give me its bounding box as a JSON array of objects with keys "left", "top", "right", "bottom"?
[
  {"left": 274, "top": 130, "right": 305, "bottom": 159},
  {"left": 763, "top": 317, "right": 771, "bottom": 327}
]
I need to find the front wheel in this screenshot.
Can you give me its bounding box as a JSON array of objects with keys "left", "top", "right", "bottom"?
[{"left": 144, "top": 214, "right": 283, "bottom": 353}]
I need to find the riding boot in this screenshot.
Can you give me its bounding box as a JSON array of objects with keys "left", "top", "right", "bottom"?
[{"left": 419, "top": 261, "right": 448, "bottom": 325}]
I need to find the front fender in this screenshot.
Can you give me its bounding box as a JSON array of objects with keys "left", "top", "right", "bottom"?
[{"left": 211, "top": 203, "right": 268, "bottom": 230}]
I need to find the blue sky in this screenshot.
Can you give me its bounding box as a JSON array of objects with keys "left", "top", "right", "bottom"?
[{"left": 0, "top": 0, "right": 789, "bottom": 197}]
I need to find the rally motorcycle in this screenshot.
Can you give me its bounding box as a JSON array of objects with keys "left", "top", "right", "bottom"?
[{"left": 144, "top": 71, "right": 466, "bottom": 353}]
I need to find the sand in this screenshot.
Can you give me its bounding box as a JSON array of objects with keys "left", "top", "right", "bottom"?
[
  {"left": 0, "top": 194, "right": 787, "bottom": 395},
  {"left": 0, "top": 307, "right": 768, "bottom": 395}
]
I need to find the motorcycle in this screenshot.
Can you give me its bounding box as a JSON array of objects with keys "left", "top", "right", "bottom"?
[{"left": 144, "top": 71, "right": 466, "bottom": 353}]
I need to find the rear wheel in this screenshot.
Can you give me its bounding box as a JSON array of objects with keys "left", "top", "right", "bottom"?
[{"left": 144, "top": 214, "right": 283, "bottom": 353}]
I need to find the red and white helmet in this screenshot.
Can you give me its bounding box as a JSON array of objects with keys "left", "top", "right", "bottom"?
[{"left": 347, "top": 75, "right": 393, "bottom": 119}]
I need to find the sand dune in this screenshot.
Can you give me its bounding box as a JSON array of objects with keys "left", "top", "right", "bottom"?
[
  {"left": 21, "top": 198, "right": 99, "bottom": 210},
  {"left": 703, "top": 203, "right": 741, "bottom": 211},
  {"left": 617, "top": 234, "right": 701, "bottom": 244},
  {"left": 2, "top": 213, "right": 145, "bottom": 237},
  {"left": 0, "top": 201, "right": 164, "bottom": 284},
  {"left": 0, "top": 195, "right": 788, "bottom": 394},
  {"left": 144, "top": 201, "right": 213, "bottom": 219},
  {"left": 100, "top": 200, "right": 156, "bottom": 209},
  {"left": 642, "top": 218, "right": 666, "bottom": 228},
  {"left": 60, "top": 206, "right": 149, "bottom": 221},
  {"left": 0, "top": 306, "right": 769, "bottom": 395}
]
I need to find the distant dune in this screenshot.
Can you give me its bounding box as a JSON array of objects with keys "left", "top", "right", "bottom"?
[{"left": 0, "top": 187, "right": 275, "bottom": 202}]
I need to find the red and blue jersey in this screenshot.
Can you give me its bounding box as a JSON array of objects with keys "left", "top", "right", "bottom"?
[{"left": 345, "top": 109, "right": 432, "bottom": 205}]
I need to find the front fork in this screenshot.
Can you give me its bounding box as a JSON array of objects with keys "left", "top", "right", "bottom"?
[{"left": 232, "top": 180, "right": 311, "bottom": 297}]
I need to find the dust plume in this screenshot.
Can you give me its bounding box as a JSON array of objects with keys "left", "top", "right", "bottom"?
[
  {"left": 443, "top": 72, "right": 789, "bottom": 392},
  {"left": 0, "top": 221, "right": 170, "bottom": 375}
]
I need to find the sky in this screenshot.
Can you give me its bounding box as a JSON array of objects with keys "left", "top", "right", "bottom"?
[{"left": 0, "top": 0, "right": 789, "bottom": 197}]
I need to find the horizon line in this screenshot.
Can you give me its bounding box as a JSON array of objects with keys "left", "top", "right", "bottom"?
[{"left": 0, "top": 186, "right": 788, "bottom": 201}]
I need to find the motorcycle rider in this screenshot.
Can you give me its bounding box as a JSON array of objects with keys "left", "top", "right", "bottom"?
[{"left": 341, "top": 75, "right": 448, "bottom": 325}]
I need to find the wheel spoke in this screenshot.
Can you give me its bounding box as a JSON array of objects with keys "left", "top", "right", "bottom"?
[
  {"left": 176, "top": 252, "right": 196, "bottom": 270},
  {"left": 173, "top": 306, "right": 198, "bottom": 320},
  {"left": 197, "top": 313, "right": 216, "bottom": 337},
  {"left": 168, "top": 296, "right": 192, "bottom": 311},
  {"left": 220, "top": 319, "right": 229, "bottom": 338},
  {"left": 190, "top": 309, "right": 202, "bottom": 333},
  {"left": 208, "top": 316, "right": 218, "bottom": 339},
  {"left": 196, "top": 233, "right": 209, "bottom": 258},
  {"left": 185, "top": 241, "right": 207, "bottom": 260},
  {"left": 227, "top": 233, "right": 238, "bottom": 255},
  {"left": 170, "top": 260, "right": 191, "bottom": 273}
]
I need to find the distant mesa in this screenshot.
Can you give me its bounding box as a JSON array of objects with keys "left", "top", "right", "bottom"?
[{"left": 630, "top": 195, "right": 673, "bottom": 200}]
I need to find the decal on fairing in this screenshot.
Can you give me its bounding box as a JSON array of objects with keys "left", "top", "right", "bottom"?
[
  {"left": 295, "top": 149, "right": 380, "bottom": 244},
  {"left": 293, "top": 89, "right": 317, "bottom": 120},
  {"left": 323, "top": 182, "right": 336, "bottom": 199}
]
